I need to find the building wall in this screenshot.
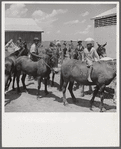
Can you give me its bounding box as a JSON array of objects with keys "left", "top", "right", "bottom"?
[
  {"left": 5, "top": 31, "right": 42, "bottom": 48},
  {"left": 94, "top": 25, "right": 116, "bottom": 58}
]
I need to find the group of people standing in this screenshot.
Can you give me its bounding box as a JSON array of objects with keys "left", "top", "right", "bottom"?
[{"left": 16, "top": 37, "right": 100, "bottom": 83}]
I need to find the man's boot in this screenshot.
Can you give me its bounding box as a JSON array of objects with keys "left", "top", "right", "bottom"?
[{"left": 87, "top": 66, "right": 93, "bottom": 82}]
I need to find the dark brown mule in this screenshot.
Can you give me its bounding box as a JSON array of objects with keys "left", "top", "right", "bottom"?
[
  {"left": 15, "top": 53, "right": 56, "bottom": 98},
  {"left": 60, "top": 59, "right": 116, "bottom": 112},
  {"left": 30, "top": 46, "right": 59, "bottom": 87},
  {"left": 5, "top": 42, "right": 29, "bottom": 92}
]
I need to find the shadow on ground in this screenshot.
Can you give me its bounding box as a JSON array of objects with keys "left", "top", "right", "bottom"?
[{"left": 54, "top": 97, "right": 116, "bottom": 111}]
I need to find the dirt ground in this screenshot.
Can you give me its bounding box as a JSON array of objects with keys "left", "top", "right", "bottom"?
[{"left": 5, "top": 64, "right": 116, "bottom": 112}]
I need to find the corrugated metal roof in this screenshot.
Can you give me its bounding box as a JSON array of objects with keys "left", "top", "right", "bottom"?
[
  {"left": 5, "top": 18, "right": 43, "bottom": 32},
  {"left": 91, "top": 7, "right": 117, "bottom": 19}
]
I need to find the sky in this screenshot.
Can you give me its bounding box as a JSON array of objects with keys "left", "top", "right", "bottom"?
[{"left": 5, "top": 2, "right": 116, "bottom": 41}]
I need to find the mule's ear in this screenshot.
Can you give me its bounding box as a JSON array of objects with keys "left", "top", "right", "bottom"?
[
  {"left": 96, "top": 42, "right": 101, "bottom": 47},
  {"left": 103, "top": 42, "right": 107, "bottom": 47}
]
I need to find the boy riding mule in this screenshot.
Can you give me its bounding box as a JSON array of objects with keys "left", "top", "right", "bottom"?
[
  {"left": 60, "top": 57, "right": 116, "bottom": 112},
  {"left": 83, "top": 38, "right": 100, "bottom": 82}
]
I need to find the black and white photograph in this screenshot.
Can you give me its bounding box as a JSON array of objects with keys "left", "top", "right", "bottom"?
[{"left": 2, "top": 1, "right": 119, "bottom": 147}]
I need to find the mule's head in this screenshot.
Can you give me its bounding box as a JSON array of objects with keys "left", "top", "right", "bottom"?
[{"left": 96, "top": 42, "right": 107, "bottom": 58}]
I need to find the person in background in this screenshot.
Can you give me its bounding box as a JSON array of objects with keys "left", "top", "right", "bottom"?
[
  {"left": 62, "top": 41, "right": 67, "bottom": 59},
  {"left": 68, "top": 40, "right": 74, "bottom": 59},
  {"left": 83, "top": 38, "right": 100, "bottom": 82},
  {"left": 75, "top": 39, "right": 84, "bottom": 61},
  {"left": 56, "top": 40, "right": 62, "bottom": 63},
  {"left": 16, "top": 37, "right": 23, "bottom": 48}
]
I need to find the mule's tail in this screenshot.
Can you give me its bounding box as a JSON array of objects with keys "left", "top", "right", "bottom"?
[{"left": 60, "top": 70, "right": 64, "bottom": 91}]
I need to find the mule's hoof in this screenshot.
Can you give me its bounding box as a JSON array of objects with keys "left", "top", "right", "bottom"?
[
  {"left": 113, "top": 99, "right": 116, "bottom": 104},
  {"left": 45, "top": 91, "right": 49, "bottom": 95},
  {"left": 24, "top": 89, "right": 28, "bottom": 93},
  {"left": 12, "top": 88, "right": 15, "bottom": 91},
  {"left": 25, "top": 90, "right": 29, "bottom": 94},
  {"left": 64, "top": 102, "right": 69, "bottom": 106},
  {"left": 100, "top": 108, "right": 106, "bottom": 112}
]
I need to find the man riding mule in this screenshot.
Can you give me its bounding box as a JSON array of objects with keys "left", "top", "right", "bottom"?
[
  {"left": 14, "top": 50, "right": 57, "bottom": 98},
  {"left": 29, "top": 37, "right": 40, "bottom": 61}
]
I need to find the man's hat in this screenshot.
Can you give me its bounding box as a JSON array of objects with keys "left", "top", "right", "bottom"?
[
  {"left": 34, "top": 37, "right": 39, "bottom": 41},
  {"left": 78, "top": 39, "right": 82, "bottom": 43}
]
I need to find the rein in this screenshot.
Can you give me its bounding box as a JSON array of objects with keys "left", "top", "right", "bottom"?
[{"left": 31, "top": 52, "right": 54, "bottom": 71}]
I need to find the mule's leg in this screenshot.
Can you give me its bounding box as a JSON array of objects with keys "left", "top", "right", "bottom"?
[
  {"left": 21, "top": 74, "right": 27, "bottom": 92},
  {"left": 44, "top": 77, "right": 49, "bottom": 95},
  {"left": 90, "top": 86, "right": 99, "bottom": 110},
  {"left": 51, "top": 72, "right": 55, "bottom": 87},
  {"left": 88, "top": 85, "right": 93, "bottom": 93},
  {"left": 12, "top": 73, "right": 16, "bottom": 90},
  {"left": 6, "top": 77, "right": 12, "bottom": 91},
  {"left": 99, "top": 85, "right": 105, "bottom": 112},
  {"left": 37, "top": 77, "right": 42, "bottom": 98},
  {"left": 113, "top": 81, "right": 116, "bottom": 104},
  {"left": 80, "top": 85, "right": 84, "bottom": 97},
  {"left": 68, "top": 81, "right": 77, "bottom": 103},
  {"left": 113, "top": 89, "right": 116, "bottom": 104},
  {"left": 62, "top": 81, "right": 68, "bottom": 106},
  {"left": 16, "top": 73, "right": 21, "bottom": 93}
]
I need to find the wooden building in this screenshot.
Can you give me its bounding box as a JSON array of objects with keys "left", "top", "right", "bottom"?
[
  {"left": 91, "top": 7, "right": 117, "bottom": 58},
  {"left": 5, "top": 18, "right": 44, "bottom": 48}
]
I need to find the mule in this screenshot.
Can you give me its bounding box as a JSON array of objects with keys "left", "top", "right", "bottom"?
[
  {"left": 60, "top": 59, "right": 116, "bottom": 112},
  {"left": 14, "top": 53, "right": 57, "bottom": 98},
  {"left": 5, "top": 42, "right": 29, "bottom": 92}
]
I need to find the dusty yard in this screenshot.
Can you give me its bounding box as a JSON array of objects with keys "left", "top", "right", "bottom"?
[{"left": 5, "top": 69, "right": 116, "bottom": 112}]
